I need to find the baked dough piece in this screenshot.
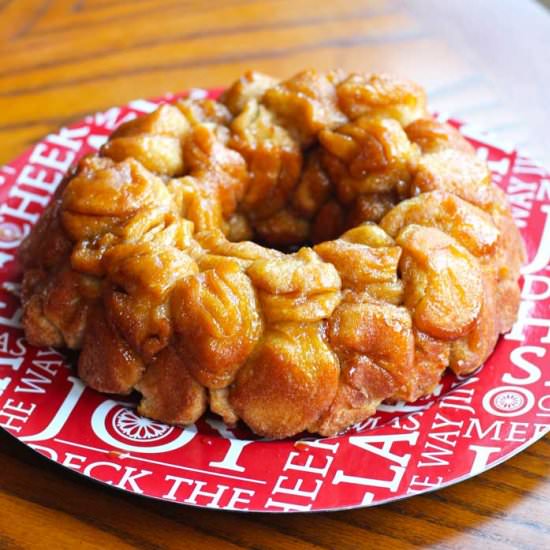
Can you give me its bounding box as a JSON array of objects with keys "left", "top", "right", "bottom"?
[{"left": 20, "top": 70, "right": 525, "bottom": 438}]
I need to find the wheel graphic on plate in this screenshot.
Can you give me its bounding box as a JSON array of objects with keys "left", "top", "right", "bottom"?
[
  {"left": 483, "top": 386, "right": 535, "bottom": 417},
  {"left": 494, "top": 391, "right": 525, "bottom": 411},
  {"left": 113, "top": 408, "right": 173, "bottom": 442}
]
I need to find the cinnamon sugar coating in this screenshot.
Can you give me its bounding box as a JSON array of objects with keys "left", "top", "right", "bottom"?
[{"left": 20, "top": 70, "right": 524, "bottom": 438}]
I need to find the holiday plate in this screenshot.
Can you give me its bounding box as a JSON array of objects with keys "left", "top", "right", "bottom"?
[{"left": 0, "top": 90, "right": 548, "bottom": 513}]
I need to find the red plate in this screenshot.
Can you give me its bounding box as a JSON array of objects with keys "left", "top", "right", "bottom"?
[{"left": 0, "top": 90, "right": 549, "bottom": 512}]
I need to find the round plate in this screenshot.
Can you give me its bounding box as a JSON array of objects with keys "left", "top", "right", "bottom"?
[{"left": 0, "top": 90, "right": 548, "bottom": 513}]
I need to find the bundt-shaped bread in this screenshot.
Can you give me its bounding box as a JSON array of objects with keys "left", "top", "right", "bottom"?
[{"left": 19, "top": 70, "right": 525, "bottom": 438}]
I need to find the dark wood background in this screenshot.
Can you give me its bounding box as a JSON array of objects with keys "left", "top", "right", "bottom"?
[{"left": 1, "top": 1, "right": 549, "bottom": 548}]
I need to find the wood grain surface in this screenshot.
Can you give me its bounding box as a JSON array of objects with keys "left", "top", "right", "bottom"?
[{"left": 1, "top": 1, "right": 549, "bottom": 548}]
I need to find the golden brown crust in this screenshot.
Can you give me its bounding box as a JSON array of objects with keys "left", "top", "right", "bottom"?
[
  {"left": 262, "top": 69, "right": 347, "bottom": 145},
  {"left": 320, "top": 116, "right": 419, "bottom": 202},
  {"left": 380, "top": 191, "right": 500, "bottom": 258},
  {"left": 230, "top": 322, "right": 340, "bottom": 438},
  {"left": 171, "top": 259, "right": 262, "bottom": 388},
  {"left": 405, "top": 118, "right": 475, "bottom": 155},
  {"left": 411, "top": 328, "right": 451, "bottom": 397},
  {"left": 230, "top": 101, "right": 302, "bottom": 220},
  {"left": 253, "top": 208, "right": 310, "bottom": 248},
  {"left": 397, "top": 225, "right": 483, "bottom": 340},
  {"left": 183, "top": 124, "right": 248, "bottom": 218},
  {"left": 311, "top": 355, "right": 395, "bottom": 436},
  {"left": 136, "top": 346, "right": 207, "bottom": 425},
  {"left": 18, "top": 199, "right": 72, "bottom": 269},
  {"left": 104, "top": 290, "right": 172, "bottom": 362},
  {"left": 336, "top": 73, "right": 427, "bottom": 125},
  {"left": 111, "top": 104, "right": 190, "bottom": 139},
  {"left": 19, "top": 69, "right": 524, "bottom": 439},
  {"left": 78, "top": 306, "right": 145, "bottom": 394},
  {"left": 209, "top": 387, "right": 239, "bottom": 426},
  {"left": 247, "top": 247, "right": 341, "bottom": 323},
  {"left": 314, "top": 225, "right": 403, "bottom": 304},
  {"left": 327, "top": 297, "right": 414, "bottom": 399},
  {"left": 21, "top": 265, "right": 95, "bottom": 349},
  {"left": 346, "top": 192, "right": 397, "bottom": 227},
  {"left": 291, "top": 150, "right": 332, "bottom": 219},
  {"left": 176, "top": 98, "right": 232, "bottom": 127},
  {"left": 449, "top": 267, "right": 499, "bottom": 374},
  {"left": 411, "top": 149, "right": 494, "bottom": 208},
  {"left": 21, "top": 293, "right": 65, "bottom": 348},
  {"left": 221, "top": 71, "right": 279, "bottom": 116}
]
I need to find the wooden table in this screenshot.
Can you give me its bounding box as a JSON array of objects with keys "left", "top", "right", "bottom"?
[{"left": 1, "top": 1, "right": 549, "bottom": 548}]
